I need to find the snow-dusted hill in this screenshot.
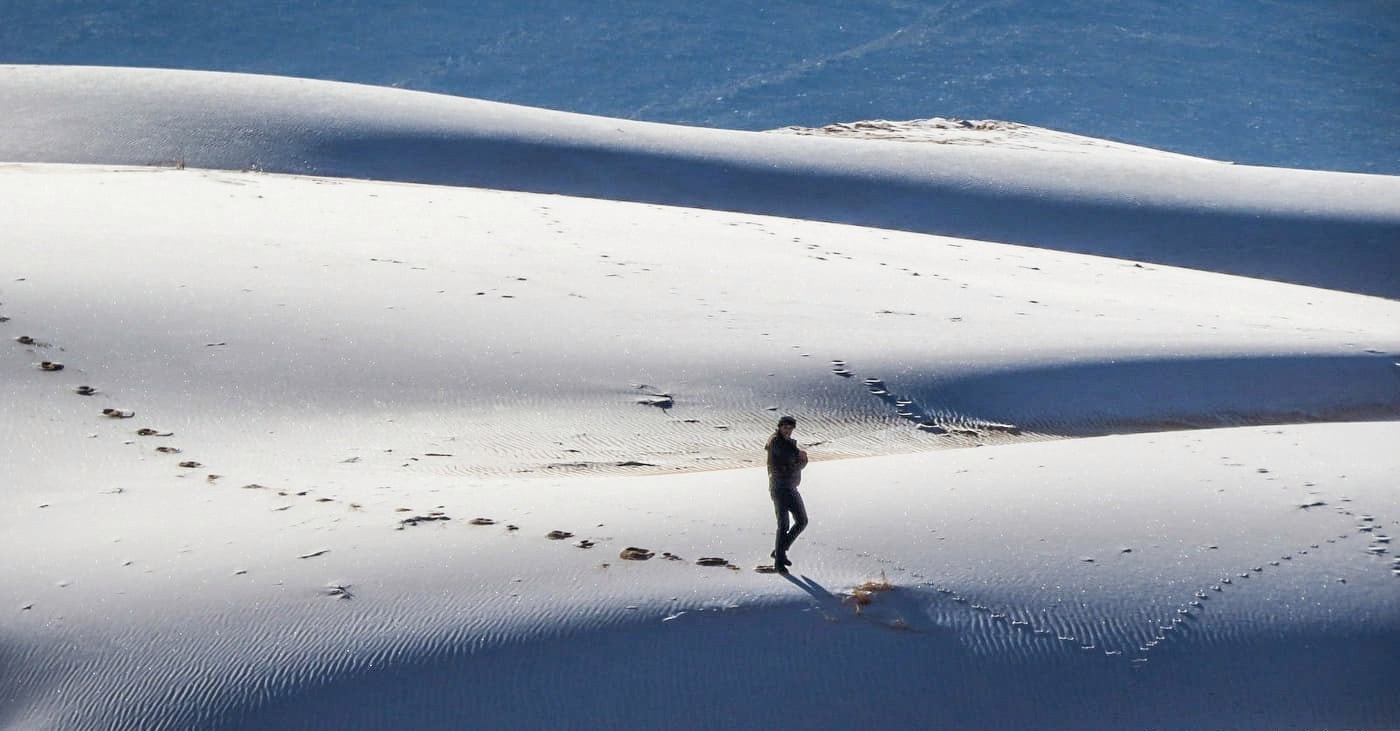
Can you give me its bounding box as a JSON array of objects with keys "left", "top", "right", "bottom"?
[
  {"left": 1, "top": 68, "right": 1397, "bottom": 731},
  {"left": 2, "top": 66, "right": 1398, "bottom": 297},
  {"left": 3, "top": 0, "right": 1395, "bottom": 174}
]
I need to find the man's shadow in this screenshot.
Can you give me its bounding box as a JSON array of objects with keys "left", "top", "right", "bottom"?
[{"left": 782, "top": 573, "right": 836, "bottom": 602}]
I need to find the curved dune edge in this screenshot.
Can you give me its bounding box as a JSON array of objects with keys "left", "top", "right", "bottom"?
[
  {"left": 770, "top": 116, "right": 1217, "bottom": 160},
  {"left": 2, "top": 423, "right": 1396, "bottom": 730},
  {"left": 2, "top": 165, "right": 1396, "bottom": 479},
  {"left": 1, "top": 65, "right": 1398, "bottom": 297}
]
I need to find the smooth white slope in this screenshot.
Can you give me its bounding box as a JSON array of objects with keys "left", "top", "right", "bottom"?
[
  {"left": 3, "top": 166, "right": 1396, "bottom": 474},
  {"left": 0, "top": 164, "right": 1396, "bottom": 730},
  {"left": 2, "top": 65, "right": 1398, "bottom": 297},
  {"left": 4, "top": 416, "right": 1397, "bottom": 730}
]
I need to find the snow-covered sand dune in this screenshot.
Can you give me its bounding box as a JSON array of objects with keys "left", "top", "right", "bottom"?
[
  {"left": 3, "top": 65, "right": 1398, "bottom": 297},
  {"left": 1, "top": 67, "right": 1398, "bottom": 730}
]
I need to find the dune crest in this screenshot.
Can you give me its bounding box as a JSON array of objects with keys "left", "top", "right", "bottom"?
[{"left": 1, "top": 65, "right": 1397, "bottom": 296}]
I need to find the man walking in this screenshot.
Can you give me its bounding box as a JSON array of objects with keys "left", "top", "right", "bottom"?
[{"left": 765, "top": 415, "right": 809, "bottom": 573}]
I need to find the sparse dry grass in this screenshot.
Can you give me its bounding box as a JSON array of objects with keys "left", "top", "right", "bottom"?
[
  {"left": 844, "top": 572, "right": 896, "bottom": 615},
  {"left": 857, "top": 572, "right": 895, "bottom": 593}
]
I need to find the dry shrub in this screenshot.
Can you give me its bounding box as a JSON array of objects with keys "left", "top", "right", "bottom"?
[
  {"left": 844, "top": 572, "right": 895, "bottom": 616},
  {"left": 857, "top": 571, "right": 895, "bottom": 593}
]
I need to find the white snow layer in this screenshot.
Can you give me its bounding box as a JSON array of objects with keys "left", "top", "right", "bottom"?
[{"left": 0, "top": 66, "right": 1397, "bottom": 730}]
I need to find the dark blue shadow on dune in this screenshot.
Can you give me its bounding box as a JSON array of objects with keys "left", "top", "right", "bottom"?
[
  {"left": 308, "top": 132, "right": 1400, "bottom": 299},
  {"left": 216, "top": 606, "right": 1400, "bottom": 731},
  {"left": 861, "top": 353, "right": 1400, "bottom": 436}
]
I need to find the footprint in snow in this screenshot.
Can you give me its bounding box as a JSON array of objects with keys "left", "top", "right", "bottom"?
[{"left": 398, "top": 513, "right": 450, "bottom": 529}]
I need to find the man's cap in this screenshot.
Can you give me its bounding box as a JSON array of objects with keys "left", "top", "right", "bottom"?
[{"left": 778, "top": 415, "right": 797, "bottom": 427}]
